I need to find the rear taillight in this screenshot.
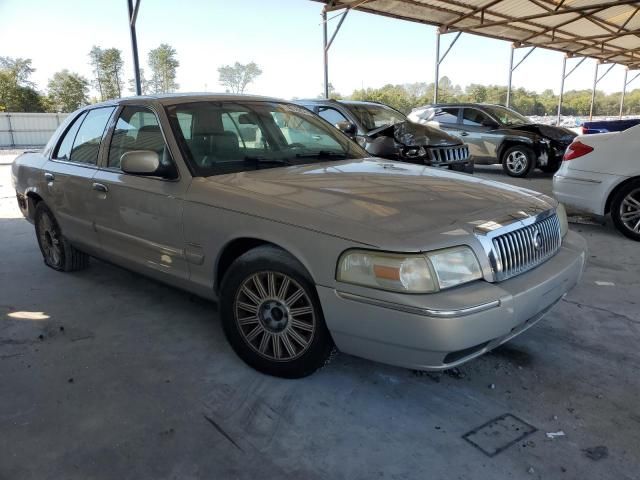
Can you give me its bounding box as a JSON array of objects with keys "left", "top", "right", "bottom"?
[
  {"left": 581, "top": 126, "right": 588, "bottom": 135},
  {"left": 563, "top": 141, "right": 593, "bottom": 161}
]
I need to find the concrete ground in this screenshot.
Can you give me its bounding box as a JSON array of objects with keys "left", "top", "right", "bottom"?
[{"left": 1, "top": 153, "right": 639, "bottom": 480}]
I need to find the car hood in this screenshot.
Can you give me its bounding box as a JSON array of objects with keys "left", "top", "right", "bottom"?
[
  {"left": 189, "top": 159, "right": 556, "bottom": 251},
  {"left": 369, "top": 120, "right": 462, "bottom": 147},
  {"left": 506, "top": 123, "right": 577, "bottom": 143}
]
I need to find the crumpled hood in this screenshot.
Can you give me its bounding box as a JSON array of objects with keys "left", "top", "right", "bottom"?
[
  {"left": 370, "top": 121, "right": 462, "bottom": 147},
  {"left": 189, "top": 159, "right": 556, "bottom": 250}
]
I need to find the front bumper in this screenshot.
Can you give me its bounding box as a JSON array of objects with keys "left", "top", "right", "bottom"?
[{"left": 318, "top": 230, "right": 586, "bottom": 371}]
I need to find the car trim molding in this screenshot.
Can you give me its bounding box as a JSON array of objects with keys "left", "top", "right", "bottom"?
[{"left": 334, "top": 290, "right": 501, "bottom": 318}]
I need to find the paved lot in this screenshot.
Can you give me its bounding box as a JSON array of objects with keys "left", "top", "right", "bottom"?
[{"left": 1, "top": 153, "right": 639, "bottom": 480}]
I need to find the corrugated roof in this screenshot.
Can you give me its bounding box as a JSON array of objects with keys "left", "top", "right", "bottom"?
[{"left": 316, "top": 0, "right": 640, "bottom": 68}]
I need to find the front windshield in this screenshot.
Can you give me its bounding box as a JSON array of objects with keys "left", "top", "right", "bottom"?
[
  {"left": 483, "top": 105, "right": 529, "bottom": 126},
  {"left": 166, "top": 101, "right": 367, "bottom": 177},
  {"left": 347, "top": 104, "right": 407, "bottom": 132}
]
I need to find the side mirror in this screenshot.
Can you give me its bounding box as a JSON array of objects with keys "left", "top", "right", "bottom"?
[
  {"left": 121, "top": 150, "right": 160, "bottom": 175},
  {"left": 481, "top": 119, "right": 498, "bottom": 128},
  {"left": 336, "top": 121, "right": 357, "bottom": 137}
]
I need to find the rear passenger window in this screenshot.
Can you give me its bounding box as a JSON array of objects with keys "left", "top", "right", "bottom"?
[
  {"left": 69, "top": 107, "right": 115, "bottom": 165},
  {"left": 462, "top": 109, "right": 491, "bottom": 127},
  {"left": 54, "top": 112, "right": 86, "bottom": 161},
  {"left": 108, "top": 106, "right": 172, "bottom": 171}
]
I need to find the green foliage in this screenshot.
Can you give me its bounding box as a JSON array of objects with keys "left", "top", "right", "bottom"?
[
  {"left": 88, "top": 46, "right": 124, "bottom": 101},
  {"left": 148, "top": 44, "right": 179, "bottom": 94},
  {"left": 47, "top": 70, "right": 89, "bottom": 112},
  {"left": 217, "top": 62, "right": 262, "bottom": 94},
  {"left": 128, "top": 68, "right": 151, "bottom": 95},
  {"left": 0, "top": 57, "right": 44, "bottom": 112},
  {"left": 346, "top": 78, "right": 640, "bottom": 117}
]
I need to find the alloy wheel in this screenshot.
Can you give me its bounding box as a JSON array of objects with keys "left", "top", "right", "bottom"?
[
  {"left": 505, "top": 150, "right": 529, "bottom": 175},
  {"left": 620, "top": 188, "right": 640, "bottom": 234},
  {"left": 234, "top": 271, "right": 316, "bottom": 362}
]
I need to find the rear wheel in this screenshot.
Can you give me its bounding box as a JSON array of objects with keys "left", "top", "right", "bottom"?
[
  {"left": 502, "top": 145, "right": 534, "bottom": 178},
  {"left": 34, "top": 203, "right": 89, "bottom": 271},
  {"left": 220, "top": 246, "right": 333, "bottom": 378},
  {"left": 611, "top": 179, "right": 640, "bottom": 241}
]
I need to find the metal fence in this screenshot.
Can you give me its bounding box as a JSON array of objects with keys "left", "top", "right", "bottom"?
[{"left": 0, "top": 112, "right": 69, "bottom": 148}]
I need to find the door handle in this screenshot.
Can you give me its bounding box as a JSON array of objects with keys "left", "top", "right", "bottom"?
[
  {"left": 44, "top": 172, "right": 55, "bottom": 182},
  {"left": 460, "top": 132, "right": 469, "bottom": 136},
  {"left": 92, "top": 183, "right": 108, "bottom": 193}
]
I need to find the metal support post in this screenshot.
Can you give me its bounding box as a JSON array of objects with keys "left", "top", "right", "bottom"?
[
  {"left": 590, "top": 62, "right": 615, "bottom": 120},
  {"left": 507, "top": 45, "right": 536, "bottom": 108},
  {"left": 619, "top": 69, "right": 640, "bottom": 118},
  {"left": 7, "top": 114, "right": 15, "bottom": 148},
  {"left": 322, "top": 7, "right": 349, "bottom": 99},
  {"left": 557, "top": 55, "right": 587, "bottom": 125},
  {"left": 128, "top": 0, "right": 142, "bottom": 96},
  {"left": 434, "top": 29, "right": 461, "bottom": 103}
]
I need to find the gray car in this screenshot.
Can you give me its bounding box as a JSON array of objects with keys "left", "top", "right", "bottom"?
[
  {"left": 410, "top": 103, "right": 577, "bottom": 177},
  {"left": 12, "top": 94, "right": 586, "bottom": 378}
]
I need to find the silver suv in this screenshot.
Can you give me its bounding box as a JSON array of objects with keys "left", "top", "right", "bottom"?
[{"left": 410, "top": 103, "right": 576, "bottom": 177}]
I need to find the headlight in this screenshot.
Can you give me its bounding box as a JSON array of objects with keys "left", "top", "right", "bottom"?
[
  {"left": 556, "top": 203, "right": 568, "bottom": 238},
  {"left": 337, "top": 246, "right": 482, "bottom": 293},
  {"left": 426, "top": 247, "right": 483, "bottom": 289},
  {"left": 337, "top": 250, "right": 436, "bottom": 293}
]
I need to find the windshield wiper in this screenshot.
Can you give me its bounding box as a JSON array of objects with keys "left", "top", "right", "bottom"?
[
  {"left": 244, "top": 155, "right": 293, "bottom": 165},
  {"left": 295, "top": 150, "right": 348, "bottom": 160}
]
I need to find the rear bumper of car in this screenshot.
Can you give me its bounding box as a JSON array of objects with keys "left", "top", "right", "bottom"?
[
  {"left": 553, "top": 168, "right": 618, "bottom": 216},
  {"left": 318, "top": 230, "right": 586, "bottom": 371}
]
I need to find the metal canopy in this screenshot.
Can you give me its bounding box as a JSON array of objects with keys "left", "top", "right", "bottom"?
[{"left": 317, "top": 0, "right": 640, "bottom": 69}]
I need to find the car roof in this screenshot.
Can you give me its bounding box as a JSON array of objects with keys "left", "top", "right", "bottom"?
[
  {"left": 87, "top": 92, "right": 286, "bottom": 109},
  {"left": 295, "top": 98, "right": 388, "bottom": 107},
  {"left": 426, "top": 103, "right": 505, "bottom": 109}
]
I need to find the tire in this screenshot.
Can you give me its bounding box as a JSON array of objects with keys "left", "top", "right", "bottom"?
[
  {"left": 34, "top": 203, "right": 90, "bottom": 271},
  {"left": 610, "top": 179, "right": 640, "bottom": 242},
  {"left": 539, "top": 160, "right": 561, "bottom": 174},
  {"left": 502, "top": 145, "right": 535, "bottom": 178},
  {"left": 219, "top": 245, "right": 333, "bottom": 378}
]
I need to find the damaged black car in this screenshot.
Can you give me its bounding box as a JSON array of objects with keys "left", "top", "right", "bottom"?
[
  {"left": 295, "top": 99, "right": 473, "bottom": 173},
  {"left": 409, "top": 103, "right": 577, "bottom": 177}
]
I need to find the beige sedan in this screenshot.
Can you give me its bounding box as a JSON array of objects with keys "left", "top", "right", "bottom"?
[{"left": 12, "top": 94, "right": 586, "bottom": 378}]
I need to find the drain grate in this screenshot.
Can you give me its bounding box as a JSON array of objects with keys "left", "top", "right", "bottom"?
[{"left": 462, "top": 413, "right": 536, "bottom": 457}]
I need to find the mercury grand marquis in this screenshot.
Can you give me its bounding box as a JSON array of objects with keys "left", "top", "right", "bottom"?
[{"left": 12, "top": 94, "right": 586, "bottom": 378}]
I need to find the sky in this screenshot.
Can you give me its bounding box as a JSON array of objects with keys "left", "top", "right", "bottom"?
[{"left": 0, "top": 0, "right": 633, "bottom": 100}]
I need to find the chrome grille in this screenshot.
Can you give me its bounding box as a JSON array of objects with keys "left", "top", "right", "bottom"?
[
  {"left": 428, "top": 145, "right": 469, "bottom": 164},
  {"left": 491, "top": 214, "right": 561, "bottom": 281}
]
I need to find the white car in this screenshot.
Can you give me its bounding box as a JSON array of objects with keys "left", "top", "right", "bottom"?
[{"left": 553, "top": 125, "right": 640, "bottom": 241}]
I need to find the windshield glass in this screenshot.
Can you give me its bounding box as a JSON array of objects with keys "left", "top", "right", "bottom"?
[
  {"left": 347, "top": 104, "right": 407, "bottom": 132},
  {"left": 166, "top": 101, "right": 367, "bottom": 176},
  {"left": 483, "top": 105, "right": 529, "bottom": 126}
]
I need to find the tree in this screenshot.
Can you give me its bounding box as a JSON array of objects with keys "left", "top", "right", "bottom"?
[
  {"left": 217, "top": 62, "right": 262, "bottom": 94},
  {"left": 0, "top": 57, "right": 36, "bottom": 87},
  {"left": 88, "top": 46, "right": 124, "bottom": 101},
  {"left": 47, "top": 70, "right": 89, "bottom": 112},
  {"left": 148, "top": 44, "right": 179, "bottom": 94},
  {"left": 0, "top": 57, "right": 44, "bottom": 112},
  {"left": 128, "top": 68, "right": 151, "bottom": 95}
]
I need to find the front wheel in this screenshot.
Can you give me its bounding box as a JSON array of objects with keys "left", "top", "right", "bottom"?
[
  {"left": 502, "top": 145, "right": 535, "bottom": 178},
  {"left": 610, "top": 179, "right": 640, "bottom": 241},
  {"left": 220, "top": 246, "right": 333, "bottom": 378},
  {"left": 539, "top": 160, "right": 561, "bottom": 174}
]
